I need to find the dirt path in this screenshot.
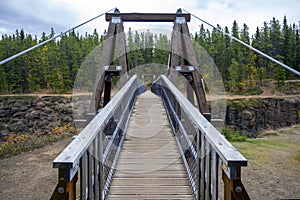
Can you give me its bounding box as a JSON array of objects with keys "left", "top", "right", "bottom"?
[
  {"left": 0, "top": 82, "right": 298, "bottom": 100},
  {"left": 1, "top": 126, "right": 299, "bottom": 199},
  {"left": 0, "top": 138, "right": 73, "bottom": 200},
  {"left": 233, "top": 126, "right": 300, "bottom": 199},
  {"left": 0, "top": 92, "right": 91, "bottom": 98}
]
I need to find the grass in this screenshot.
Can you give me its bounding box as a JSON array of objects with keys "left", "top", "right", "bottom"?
[
  {"left": 294, "top": 153, "right": 300, "bottom": 162},
  {"left": 0, "top": 124, "right": 76, "bottom": 159},
  {"left": 226, "top": 98, "right": 260, "bottom": 110},
  {"left": 222, "top": 128, "right": 280, "bottom": 163},
  {"left": 227, "top": 127, "right": 300, "bottom": 198},
  {"left": 279, "top": 81, "right": 300, "bottom": 94},
  {"left": 222, "top": 128, "right": 248, "bottom": 142},
  {"left": 226, "top": 125, "right": 300, "bottom": 166}
]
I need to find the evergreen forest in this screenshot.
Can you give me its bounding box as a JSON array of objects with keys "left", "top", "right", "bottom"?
[{"left": 0, "top": 16, "right": 299, "bottom": 94}]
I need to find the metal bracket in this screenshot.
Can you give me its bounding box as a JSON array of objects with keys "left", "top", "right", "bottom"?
[
  {"left": 111, "top": 17, "right": 121, "bottom": 24},
  {"left": 64, "top": 162, "right": 79, "bottom": 181},
  {"left": 176, "top": 17, "right": 186, "bottom": 24},
  {"left": 175, "top": 65, "right": 195, "bottom": 74},
  {"left": 102, "top": 65, "right": 123, "bottom": 77},
  {"left": 222, "top": 164, "right": 241, "bottom": 180}
]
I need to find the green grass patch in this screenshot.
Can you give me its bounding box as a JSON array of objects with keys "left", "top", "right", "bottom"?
[
  {"left": 227, "top": 98, "right": 260, "bottom": 109},
  {"left": 222, "top": 128, "right": 247, "bottom": 142},
  {"left": 244, "top": 138, "right": 285, "bottom": 148},
  {"left": 279, "top": 81, "right": 300, "bottom": 94},
  {"left": 294, "top": 153, "right": 300, "bottom": 162}
]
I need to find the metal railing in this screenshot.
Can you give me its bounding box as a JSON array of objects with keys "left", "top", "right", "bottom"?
[
  {"left": 51, "top": 75, "right": 146, "bottom": 200},
  {"left": 152, "top": 75, "right": 250, "bottom": 200}
]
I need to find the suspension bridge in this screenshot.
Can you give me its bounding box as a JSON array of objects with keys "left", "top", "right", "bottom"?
[
  {"left": 48, "top": 9, "right": 250, "bottom": 200},
  {"left": 2, "top": 7, "right": 299, "bottom": 200}
]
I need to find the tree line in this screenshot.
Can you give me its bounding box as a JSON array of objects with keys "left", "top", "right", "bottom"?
[
  {"left": 0, "top": 28, "right": 104, "bottom": 93},
  {"left": 0, "top": 15, "right": 299, "bottom": 94},
  {"left": 195, "top": 16, "right": 300, "bottom": 94}
]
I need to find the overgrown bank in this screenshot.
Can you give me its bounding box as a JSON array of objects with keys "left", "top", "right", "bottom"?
[
  {"left": 0, "top": 95, "right": 299, "bottom": 158},
  {"left": 225, "top": 97, "right": 300, "bottom": 137},
  {"left": 0, "top": 96, "right": 76, "bottom": 158}
]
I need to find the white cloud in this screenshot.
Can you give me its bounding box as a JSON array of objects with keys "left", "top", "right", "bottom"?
[
  {"left": 0, "top": 0, "right": 299, "bottom": 37},
  {"left": 191, "top": 0, "right": 300, "bottom": 35}
]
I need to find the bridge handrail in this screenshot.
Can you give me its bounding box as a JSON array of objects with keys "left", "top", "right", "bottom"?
[
  {"left": 54, "top": 75, "right": 139, "bottom": 169},
  {"left": 157, "top": 75, "right": 247, "bottom": 168},
  {"left": 51, "top": 75, "right": 146, "bottom": 199},
  {"left": 152, "top": 75, "right": 250, "bottom": 199}
]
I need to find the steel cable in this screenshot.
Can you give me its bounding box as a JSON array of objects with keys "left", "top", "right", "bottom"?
[
  {"left": 0, "top": 7, "right": 116, "bottom": 65},
  {"left": 182, "top": 8, "right": 300, "bottom": 76}
]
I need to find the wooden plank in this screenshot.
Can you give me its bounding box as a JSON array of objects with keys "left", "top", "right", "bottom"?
[
  {"left": 108, "top": 194, "right": 193, "bottom": 199},
  {"left": 107, "top": 91, "right": 193, "bottom": 199},
  {"left": 117, "top": 158, "right": 182, "bottom": 164},
  {"left": 113, "top": 171, "right": 187, "bottom": 178},
  {"left": 109, "top": 186, "right": 192, "bottom": 195},
  {"left": 110, "top": 178, "right": 189, "bottom": 186},
  {"left": 106, "top": 13, "right": 191, "bottom": 22}
]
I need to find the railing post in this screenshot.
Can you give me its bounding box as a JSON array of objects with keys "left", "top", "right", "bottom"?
[
  {"left": 50, "top": 169, "right": 78, "bottom": 200},
  {"left": 222, "top": 167, "right": 250, "bottom": 200},
  {"left": 197, "top": 129, "right": 200, "bottom": 200}
]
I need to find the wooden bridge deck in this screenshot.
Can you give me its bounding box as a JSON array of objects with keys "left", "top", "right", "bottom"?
[{"left": 107, "top": 91, "right": 194, "bottom": 199}]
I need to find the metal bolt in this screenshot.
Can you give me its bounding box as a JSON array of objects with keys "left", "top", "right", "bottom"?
[
  {"left": 235, "top": 186, "right": 242, "bottom": 193},
  {"left": 64, "top": 156, "right": 71, "bottom": 160},
  {"left": 58, "top": 187, "right": 65, "bottom": 194}
]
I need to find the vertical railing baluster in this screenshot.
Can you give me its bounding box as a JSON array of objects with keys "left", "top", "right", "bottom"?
[
  {"left": 80, "top": 152, "right": 87, "bottom": 200},
  {"left": 88, "top": 143, "right": 93, "bottom": 199},
  {"left": 197, "top": 129, "right": 200, "bottom": 200},
  {"left": 200, "top": 133, "right": 205, "bottom": 200},
  {"left": 212, "top": 149, "right": 219, "bottom": 200},
  {"left": 205, "top": 142, "right": 211, "bottom": 200},
  {"left": 99, "top": 131, "right": 103, "bottom": 200},
  {"left": 94, "top": 137, "right": 99, "bottom": 200}
]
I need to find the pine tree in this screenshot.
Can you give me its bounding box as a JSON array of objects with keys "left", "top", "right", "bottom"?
[
  {"left": 252, "top": 27, "right": 265, "bottom": 84},
  {"left": 295, "top": 27, "right": 300, "bottom": 72},
  {"left": 261, "top": 22, "right": 272, "bottom": 78}
]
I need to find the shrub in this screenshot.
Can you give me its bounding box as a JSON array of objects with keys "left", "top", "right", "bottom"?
[{"left": 222, "top": 128, "right": 247, "bottom": 142}]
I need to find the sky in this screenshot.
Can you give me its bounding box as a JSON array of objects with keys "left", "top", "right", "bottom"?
[{"left": 0, "top": 0, "right": 299, "bottom": 39}]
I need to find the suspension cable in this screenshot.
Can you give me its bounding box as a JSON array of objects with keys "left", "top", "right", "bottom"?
[
  {"left": 0, "top": 7, "right": 116, "bottom": 66},
  {"left": 182, "top": 8, "right": 300, "bottom": 77}
]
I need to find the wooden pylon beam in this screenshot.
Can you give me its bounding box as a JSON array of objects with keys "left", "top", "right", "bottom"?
[
  {"left": 89, "top": 18, "right": 129, "bottom": 114},
  {"left": 169, "top": 22, "right": 182, "bottom": 84},
  {"left": 106, "top": 13, "right": 191, "bottom": 22},
  {"left": 169, "top": 17, "right": 210, "bottom": 117},
  {"left": 89, "top": 23, "right": 116, "bottom": 114},
  {"left": 181, "top": 23, "right": 209, "bottom": 115},
  {"left": 116, "top": 22, "right": 129, "bottom": 73}
]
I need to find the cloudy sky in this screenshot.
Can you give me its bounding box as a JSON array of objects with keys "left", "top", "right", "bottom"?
[{"left": 0, "top": 0, "right": 299, "bottom": 38}]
